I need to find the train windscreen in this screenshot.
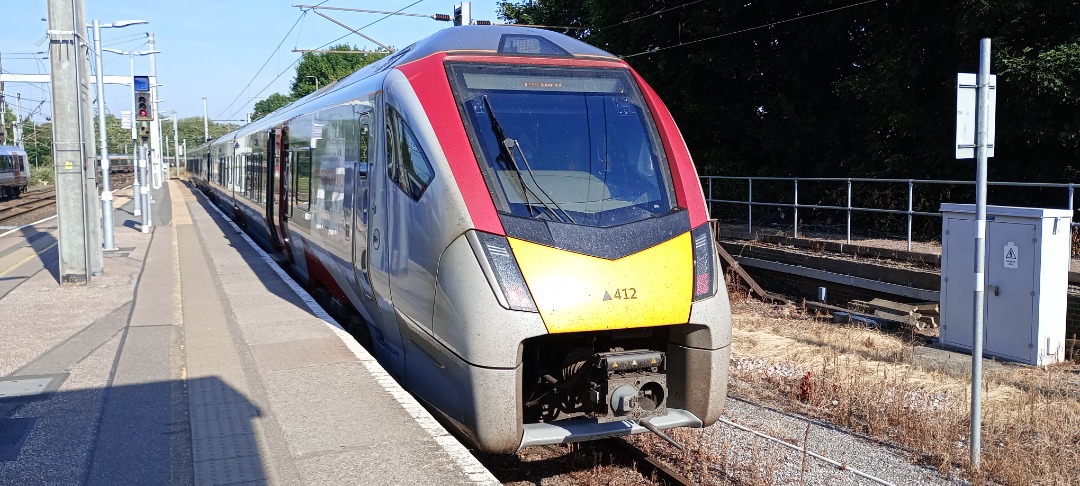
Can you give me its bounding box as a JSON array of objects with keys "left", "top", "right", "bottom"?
[{"left": 448, "top": 63, "right": 676, "bottom": 227}]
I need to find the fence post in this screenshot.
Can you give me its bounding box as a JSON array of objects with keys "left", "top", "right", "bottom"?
[
  {"left": 793, "top": 178, "right": 799, "bottom": 238},
  {"left": 907, "top": 180, "right": 914, "bottom": 251},
  {"left": 708, "top": 177, "right": 713, "bottom": 217},
  {"left": 748, "top": 179, "right": 753, "bottom": 237},
  {"left": 846, "top": 179, "right": 852, "bottom": 244},
  {"left": 1069, "top": 183, "right": 1074, "bottom": 213}
]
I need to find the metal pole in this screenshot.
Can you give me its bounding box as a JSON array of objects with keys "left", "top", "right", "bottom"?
[
  {"left": 47, "top": 0, "right": 91, "bottom": 283},
  {"left": 128, "top": 52, "right": 141, "bottom": 217},
  {"left": 14, "top": 93, "right": 21, "bottom": 147},
  {"left": 78, "top": 4, "right": 103, "bottom": 275},
  {"left": 202, "top": 97, "right": 209, "bottom": 142},
  {"left": 793, "top": 178, "right": 799, "bottom": 238},
  {"left": 748, "top": 179, "right": 753, "bottom": 237},
  {"left": 147, "top": 33, "right": 162, "bottom": 191},
  {"left": 846, "top": 179, "right": 852, "bottom": 244},
  {"left": 907, "top": 180, "right": 914, "bottom": 251},
  {"left": 460, "top": 2, "right": 472, "bottom": 25},
  {"left": 970, "top": 37, "right": 992, "bottom": 469},
  {"left": 144, "top": 32, "right": 156, "bottom": 216},
  {"left": 172, "top": 111, "right": 179, "bottom": 178},
  {"left": 708, "top": 177, "right": 713, "bottom": 218},
  {"left": 93, "top": 20, "right": 116, "bottom": 251},
  {"left": 140, "top": 139, "right": 151, "bottom": 231},
  {"left": 0, "top": 51, "right": 5, "bottom": 144}
]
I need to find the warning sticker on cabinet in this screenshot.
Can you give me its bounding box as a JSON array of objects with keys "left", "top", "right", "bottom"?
[{"left": 1003, "top": 242, "right": 1018, "bottom": 269}]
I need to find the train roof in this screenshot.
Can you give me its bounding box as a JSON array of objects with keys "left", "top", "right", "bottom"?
[
  {"left": 0, "top": 146, "right": 27, "bottom": 155},
  {"left": 215, "top": 26, "right": 619, "bottom": 145}
]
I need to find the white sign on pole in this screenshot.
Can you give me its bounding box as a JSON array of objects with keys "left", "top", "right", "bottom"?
[
  {"left": 955, "top": 73, "right": 996, "bottom": 159},
  {"left": 120, "top": 110, "right": 132, "bottom": 130}
]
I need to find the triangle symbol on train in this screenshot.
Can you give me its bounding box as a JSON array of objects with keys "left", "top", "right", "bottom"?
[
  {"left": 603, "top": 291, "right": 612, "bottom": 301},
  {"left": 1006, "top": 248, "right": 1015, "bottom": 259}
]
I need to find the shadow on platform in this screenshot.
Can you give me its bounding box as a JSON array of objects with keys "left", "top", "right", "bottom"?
[{"left": 0, "top": 376, "right": 266, "bottom": 484}]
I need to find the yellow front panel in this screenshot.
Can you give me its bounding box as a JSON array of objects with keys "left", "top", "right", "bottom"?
[{"left": 509, "top": 233, "right": 693, "bottom": 333}]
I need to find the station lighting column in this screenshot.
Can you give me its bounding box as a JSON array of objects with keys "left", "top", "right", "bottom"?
[
  {"left": 91, "top": 19, "right": 147, "bottom": 251},
  {"left": 172, "top": 111, "right": 180, "bottom": 178}
]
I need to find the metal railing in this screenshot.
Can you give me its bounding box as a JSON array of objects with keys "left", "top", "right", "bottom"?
[{"left": 701, "top": 176, "right": 1080, "bottom": 251}]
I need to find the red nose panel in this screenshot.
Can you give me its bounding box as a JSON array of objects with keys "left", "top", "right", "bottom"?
[{"left": 396, "top": 53, "right": 504, "bottom": 235}]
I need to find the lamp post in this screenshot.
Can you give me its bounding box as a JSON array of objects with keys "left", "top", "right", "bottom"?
[
  {"left": 92, "top": 18, "right": 147, "bottom": 251},
  {"left": 102, "top": 46, "right": 158, "bottom": 220},
  {"left": 306, "top": 75, "right": 319, "bottom": 92},
  {"left": 151, "top": 96, "right": 165, "bottom": 190},
  {"left": 172, "top": 111, "right": 180, "bottom": 178}
]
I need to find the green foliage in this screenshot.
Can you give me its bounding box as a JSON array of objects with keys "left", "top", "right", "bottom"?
[
  {"left": 499, "top": 1, "right": 1080, "bottom": 183},
  {"left": 290, "top": 44, "right": 389, "bottom": 99},
  {"left": 252, "top": 93, "right": 296, "bottom": 121},
  {"left": 160, "top": 116, "right": 238, "bottom": 147},
  {"left": 30, "top": 164, "right": 54, "bottom": 187}
]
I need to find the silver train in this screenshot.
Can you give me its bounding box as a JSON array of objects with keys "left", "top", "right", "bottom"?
[
  {"left": 188, "top": 26, "right": 731, "bottom": 453},
  {"left": 0, "top": 146, "right": 30, "bottom": 199}
]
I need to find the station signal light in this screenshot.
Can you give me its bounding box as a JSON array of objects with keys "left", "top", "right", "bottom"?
[
  {"left": 138, "top": 122, "right": 151, "bottom": 141},
  {"left": 136, "top": 90, "right": 152, "bottom": 121}
]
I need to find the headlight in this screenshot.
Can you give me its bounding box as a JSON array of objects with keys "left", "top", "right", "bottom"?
[{"left": 472, "top": 231, "right": 539, "bottom": 312}]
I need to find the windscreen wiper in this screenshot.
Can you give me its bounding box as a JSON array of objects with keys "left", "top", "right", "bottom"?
[{"left": 483, "top": 96, "right": 575, "bottom": 224}]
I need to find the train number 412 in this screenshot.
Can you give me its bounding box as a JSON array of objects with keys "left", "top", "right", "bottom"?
[{"left": 603, "top": 288, "right": 637, "bottom": 301}]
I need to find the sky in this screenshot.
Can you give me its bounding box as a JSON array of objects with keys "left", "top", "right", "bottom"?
[{"left": 0, "top": 0, "right": 503, "bottom": 123}]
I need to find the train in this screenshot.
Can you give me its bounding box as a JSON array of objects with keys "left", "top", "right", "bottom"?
[
  {"left": 0, "top": 146, "right": 30, "bottom": 199},
  {"left": 187, "top": 26, "right": 732, "bottom": 454}
]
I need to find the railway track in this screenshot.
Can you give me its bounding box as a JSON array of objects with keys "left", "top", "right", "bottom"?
[
  {"left": 0, "top": 174, "right": 135, "bottom": 230},
  {"left": 0, "top": 192, "right": 56, "bottom": 227},
  {"left": 606, "top": 438, "right": 695, "bottom": 485}
]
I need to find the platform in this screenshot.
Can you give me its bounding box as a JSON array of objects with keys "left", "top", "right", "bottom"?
[{"left": 0, "top": 179, "right": 497, "bottom": 485}]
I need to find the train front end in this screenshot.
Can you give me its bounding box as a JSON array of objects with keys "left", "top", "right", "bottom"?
[{"left": 411, "top": 30, "right": 732, "bottom": 453}]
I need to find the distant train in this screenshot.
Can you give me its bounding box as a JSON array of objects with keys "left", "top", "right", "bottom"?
[
  {"left": 107, "top": 155, "right": 135, "bottom": 174},
  {"left": 0, "top": 146, "right": 29, "bottom": 199},
  {"left": 188, "top": 26, "right": 731, "bottom": 453}
]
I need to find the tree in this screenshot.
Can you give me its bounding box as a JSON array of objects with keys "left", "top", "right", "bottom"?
[
  {"left": 158, "top": 116, "right": 238, "bottom": 148},
  {"left": 290, "top": 44, "right": 389, "bottom": 98},
  {"left": 499, "top": 0, "right": 1080, "bottom": 186},
  {"left": 23, "top": 119, "right": 51, "bottom": 168},
  {"left": 252, "top": 93, "right": 296, "bottom": 121}
]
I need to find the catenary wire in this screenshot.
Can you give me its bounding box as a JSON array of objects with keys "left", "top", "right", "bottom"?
[
  {"left": 622, "top": 0, "right": 881, "bottom": 58},
  {"left": 224, "top": 0, "right": 425, "bottom": 121},
  {"left": 595, "top": 0, "right": 706, "bottom": 31},
  {"left": 214, "top": 11, "right": 310, "bottom": 119}
]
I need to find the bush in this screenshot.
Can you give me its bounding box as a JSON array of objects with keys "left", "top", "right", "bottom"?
[{"left": 30, "top": 165, "right": 54, "bottom": 187}]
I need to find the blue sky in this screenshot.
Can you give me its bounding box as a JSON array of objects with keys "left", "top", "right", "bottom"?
[{"left": 1, "top": 1, "right": 502, "bottom": 122}]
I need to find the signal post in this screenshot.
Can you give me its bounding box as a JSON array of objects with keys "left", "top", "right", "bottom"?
[{"left": 135, "top": 82, "right": 153, "bottom": 232}]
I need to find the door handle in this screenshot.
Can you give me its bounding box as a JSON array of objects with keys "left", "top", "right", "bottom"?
[{"left": 987, "top": 285, "right": 999, "bottom": 296}]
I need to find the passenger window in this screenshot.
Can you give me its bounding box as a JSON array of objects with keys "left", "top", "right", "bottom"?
[
  {"left": 385, "top": 108, "right": 434, "bottom": 201},
  {"left": 294, "top": 148, "right": 312, "bottom": 209}
]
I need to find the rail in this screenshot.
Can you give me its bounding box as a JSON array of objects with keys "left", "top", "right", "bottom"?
[{"left": 701, "top": 176, "right": 1080, "bottom": 251}]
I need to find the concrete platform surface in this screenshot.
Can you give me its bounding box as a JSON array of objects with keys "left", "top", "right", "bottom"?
[{"left": 0, "top": 180, "right": 497, "bottom": 485}]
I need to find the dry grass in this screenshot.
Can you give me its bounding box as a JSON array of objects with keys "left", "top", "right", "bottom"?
[{"left": 727, "top": 296, "right": 1080, "bottom": 485}]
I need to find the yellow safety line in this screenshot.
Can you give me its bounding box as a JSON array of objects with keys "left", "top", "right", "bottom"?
[{"left": 0, "top": 241, "right": 58, "bottom": 278}]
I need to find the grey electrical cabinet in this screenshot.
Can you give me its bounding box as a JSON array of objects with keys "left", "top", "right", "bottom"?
[{"left": 940, "top": 204, "right": 1072, "bottom": 365}]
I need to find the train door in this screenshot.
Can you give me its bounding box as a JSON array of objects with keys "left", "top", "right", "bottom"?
[
  {"left": 351, "top": 111, "right": 374, "bottom": 301},
  {"left": 266, "top": 128, "right": 283, "bottom": 252},
  {"left": 365, "top": 99, "right": 406, "bottom": 379},
  {"left": 12, "top": 153, "right": 22, "bottom": 187},
  {"left": 277, "top": 128, "right": 294, "bottom": 260}
]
